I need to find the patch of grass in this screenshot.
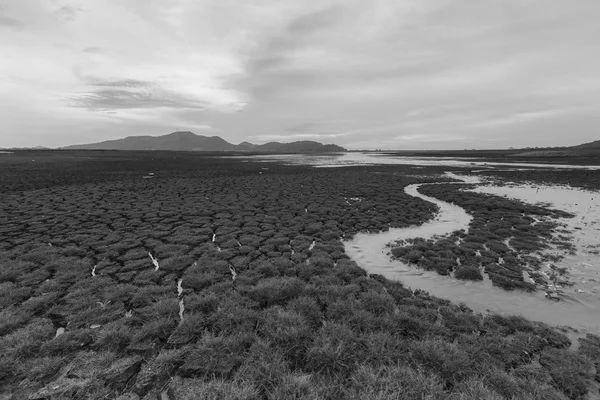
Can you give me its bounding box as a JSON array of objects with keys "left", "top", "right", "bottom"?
[
  {"left": 348, "top": 364, "right": 445, "bottom": 400},
  {"left": 94, "top": 320, "right": 134, "bottom": 352},
  {"left": 454, "top": 265, "right": 484, "bottom": 281},
  {"left": 577, "top": 333, "right": 600, "bottom": 383},
  {"left": 245, "top": 276, "right": 305, "bottom": 308},
  {"left": 40, "top": 329, "right": 97, "bottom": 355},
  {"left": 168, "top": 313, "right": 207, "bottom": 344},
  {"left": 179, "top": 332, "right": 255, "bottom": 378},
  {"left": 305, "top": 322, "right": 363, "bottom": 377},
  {"left": 258, "top": 307, "right": 311, "bottom": 368},
  {"left": 131, "top": 316, "right": 178, "bottom": 344},
  {"left": 0, "top": 318, "right": 54, "bottom": 358},
  {"left": 168, "top": 376, "right": 258, "bottom": 400},
  {"left": 234, "top": 340, "right": 290, "bottom": 395},
  {"left": 409, "top": 339, "right": 477, "bottom": 387},
  {"left": 540, "top": 348, "right": 593, "bottom": 399}
]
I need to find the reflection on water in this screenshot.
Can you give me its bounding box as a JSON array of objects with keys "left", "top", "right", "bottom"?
[{"left": 235, "top": 152, "right": 600, "bottom": 170}]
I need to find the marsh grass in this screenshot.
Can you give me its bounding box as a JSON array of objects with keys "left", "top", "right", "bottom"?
[{"left": 0, "top": 153, "right": 596, "bottom": 399}]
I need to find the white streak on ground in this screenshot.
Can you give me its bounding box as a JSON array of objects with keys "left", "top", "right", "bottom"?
[{"left": 149, "top": 252, "right": 160, "bottom": 270}]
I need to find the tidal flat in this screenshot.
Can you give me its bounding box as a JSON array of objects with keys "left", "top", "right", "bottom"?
[{"left": 1, "top": 150, "right": 599, "bottom": 399}]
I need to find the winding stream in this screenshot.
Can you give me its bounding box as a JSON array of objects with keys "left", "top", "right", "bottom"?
[{"left": 344, "top": 174, "right": 600, "bottom": 335}]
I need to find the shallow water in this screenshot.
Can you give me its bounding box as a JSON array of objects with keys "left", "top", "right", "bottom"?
[
  {"left": 237, "top": 152, "right": 600, "bottom": 332},
  {"left": 236, "top": 152, "right": 600, "bottom": 170},
  {"left": 344, "top": 174, "right": 600, "bottom": 334},
  {"left": 471, "top": 181, "right": 600, "bottom": 304}
]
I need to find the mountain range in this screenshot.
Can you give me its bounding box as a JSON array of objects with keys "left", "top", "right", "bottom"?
[
  {"left": 61, "top": 131, "right": 347, "bottom": 153},
  {"left": 4, "top": 135, "right": 599, "bottom": 153}
]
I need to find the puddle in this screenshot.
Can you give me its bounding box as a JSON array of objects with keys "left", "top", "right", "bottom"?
[{"left": 344, "top": 174, "right": 600, "bottom": 335}]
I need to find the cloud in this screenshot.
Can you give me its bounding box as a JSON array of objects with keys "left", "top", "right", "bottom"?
[
  {"left": 251, "top": 133, "right": 343, "bottom": 141},
  {"left": 66, "top": 79, "right": 208, "bottom": 111},
  {"left": 238, "top": 4, "right": 348, "bottom": 100},
  {"left": 0, "top": 15, "right": 23, "bottom": 28},
  {"left": 248, "top": 4, "right": 343, "bottom": 72},
  {"left": 54, "top": 3, "right": 84, "bottom": 22},
  {"left": 0, "top": 4, "right": 24, "bottom": 29},
  {"left": 1, "top": 0, "right": 600, "bottom": 148},
  {"left": 82, "top": 46, "right": 103, "bottom": 53}
]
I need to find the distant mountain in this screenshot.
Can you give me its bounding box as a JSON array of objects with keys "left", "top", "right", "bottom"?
[
  {"left": 63, "top": 131, "right": 237, "bottom": 151},
  {"left": 62, "top": 131, "right": 346, "bottom": 153},
  {"left": 257, "top": 141, "right": 347, "bottom": 153},
  {"left": 0, "top": 146, "right": 50, "bottom": 150},
  {"left": 237, "top": 141, "right": 258, "bottom": 151}
]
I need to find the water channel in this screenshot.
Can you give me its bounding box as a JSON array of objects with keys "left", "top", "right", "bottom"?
[
  {"left": 238, "top": 152, "right": 600, "bottom": 335},
  {"left": 344, "top": 173, "right": 600, "bottom": 335}
]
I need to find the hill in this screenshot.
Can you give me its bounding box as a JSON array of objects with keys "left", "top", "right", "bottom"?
[
  {"left": 62, "top": 131, "right": 237, "bottom": 151},
  {"left": 62, "top": 131, "right": 346, "bottom": 153},
  {"left": 574, "top": 140, "right": 600, "bottom": 149},
  {"left": 257, "top": 140, "right": 346, "bottom": 153}
]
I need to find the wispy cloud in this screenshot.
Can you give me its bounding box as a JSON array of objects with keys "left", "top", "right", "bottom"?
[
  {"left": 82, "top": 46, "right": 103, "bottom": 54},
  {"left": 0, "top": 15, "right": 23, "bottom": 28},
  {"left": 67, "top": 79, "right": 208, "bottom": 111}
]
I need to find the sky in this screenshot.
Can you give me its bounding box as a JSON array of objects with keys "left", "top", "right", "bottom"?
[{"left": 1, "top": 0, "right": 599, "bottom": 150}]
